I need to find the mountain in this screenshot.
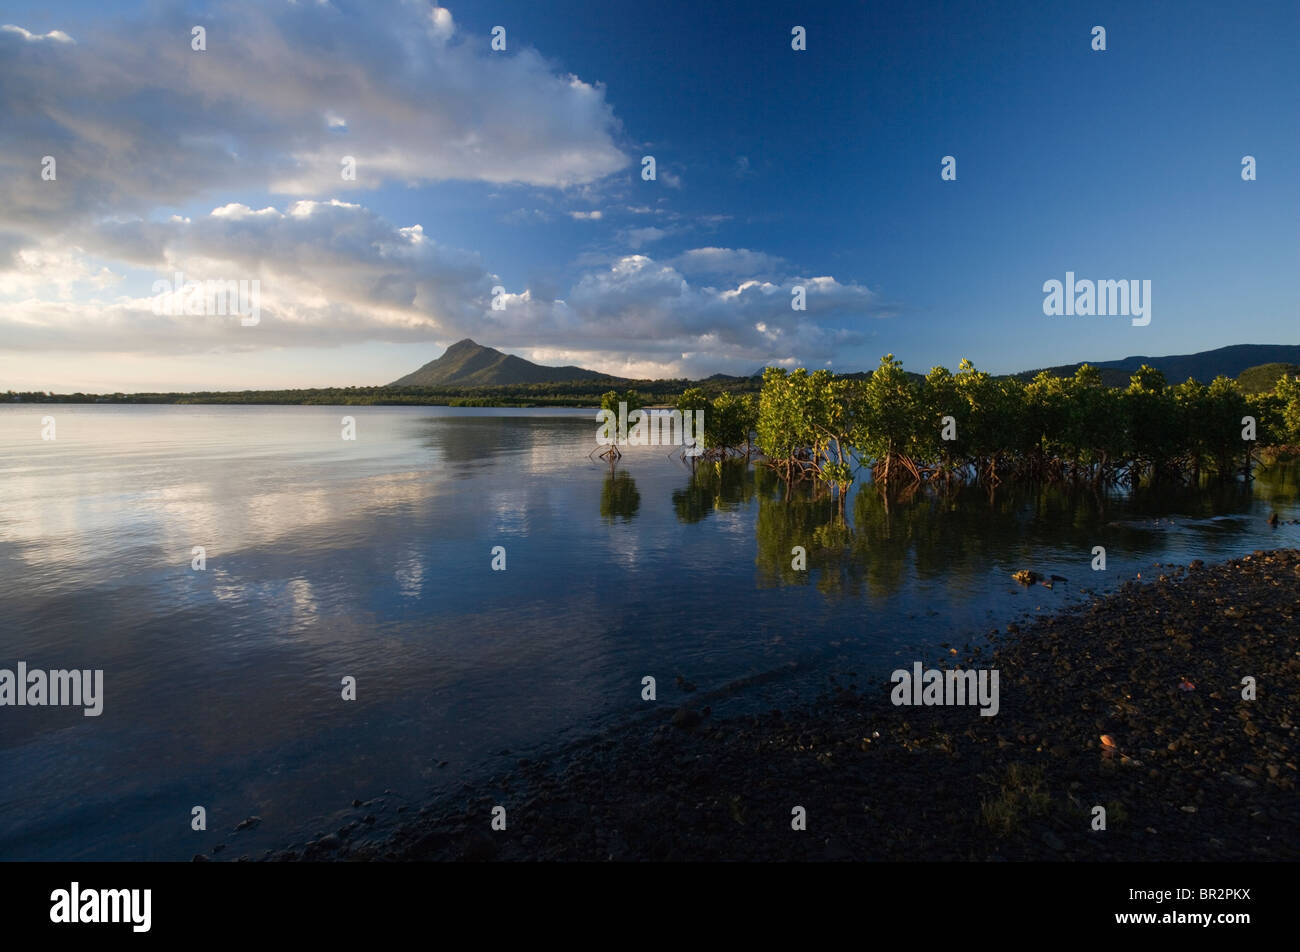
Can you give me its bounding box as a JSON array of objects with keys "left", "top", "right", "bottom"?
[
  {"left": 388, "top": 340, "right": 1300, "bottom": 391},
  {"left": 1015, "top": 344, "right": 1300, "bottom": 388},
  {"left": 389, "top": 339, "right": 615, "bottom": 387}
]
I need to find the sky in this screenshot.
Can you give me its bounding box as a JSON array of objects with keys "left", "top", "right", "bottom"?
[{"left": 1, "top": 0, "right": 1296, "bottom": 392}]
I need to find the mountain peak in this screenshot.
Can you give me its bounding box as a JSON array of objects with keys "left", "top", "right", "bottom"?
[
  {"left": 439, "top": 337, "right": 488, "bottom": 358},
  {"left": 389, "top": 339, "right": 613, "bottom": 387}
]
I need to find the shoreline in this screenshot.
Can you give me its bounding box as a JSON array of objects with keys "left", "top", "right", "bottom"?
[{"left": 249, "top": 550, "right": 1298, "bottom": 862}]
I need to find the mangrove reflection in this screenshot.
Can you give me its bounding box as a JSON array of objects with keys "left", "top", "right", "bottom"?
[
  {"left": 748, "top": 468, "right": 1297, "bottom": 599},
  {"left": 600, "top": 469, "right": 641, "bottom": 522},
  {"left": 672, "top": 459, "right": 758, "bottom": 523},
  {"left": 1249, "top": 461, "right": 1300, "bottom": 508}
]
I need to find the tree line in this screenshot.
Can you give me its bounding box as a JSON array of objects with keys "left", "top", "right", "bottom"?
[
  {"left": 751, "top": 357, "right": 1300, "bottom": 494},
  {"left": 11, "top": 357, "right": 1300, "bottom": 498},
  {"left": 4, "top": 376, "right": 765, "bottom": 408}
]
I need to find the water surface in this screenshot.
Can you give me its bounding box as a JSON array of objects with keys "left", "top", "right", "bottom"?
[{"left": 2, "top": 405, "right": 1297, "bottom": 859}]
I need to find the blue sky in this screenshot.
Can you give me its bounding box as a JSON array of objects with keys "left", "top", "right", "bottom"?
[{"left": 1, "top": 0, "right": 1296, "bottom": 391}]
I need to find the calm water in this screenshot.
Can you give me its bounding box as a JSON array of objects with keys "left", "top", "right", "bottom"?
[{"left": 2, "top": 404, "right": 1299, "bottom": 860}]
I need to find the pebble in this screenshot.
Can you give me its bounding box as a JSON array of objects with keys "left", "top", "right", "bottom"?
[{"left": 314, "top": 833, "right": 342, "bottom": 851}]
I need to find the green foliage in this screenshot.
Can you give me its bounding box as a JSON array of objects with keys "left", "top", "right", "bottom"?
[
  {"left": 1274, "top": 373, "right": 1300, "bottom": 444},
  {"left": 858, "top": 354, "right": 918, "bottom": 465},
  {"left": 707, "top": 391, "right": 755, "bottom": 451},
  {"left": 675, "top": 387, "right": 709, "bottom": 413},
  {"left": 755, "top": 368, "right": 807, "bottom": 467},
  {"left": 600, "top": 389, "right": 643, "bottom": 416},
  {"left": 752, "top": 354, "right": 1292, "bottom": 487},
  {"left": 755, "top": 368, "right": 859, "bottom": 494}
]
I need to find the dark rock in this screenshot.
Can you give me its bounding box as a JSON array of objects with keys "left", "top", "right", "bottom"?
[{"left": 672, "top": 706, "right": 701, "bottom": 729}]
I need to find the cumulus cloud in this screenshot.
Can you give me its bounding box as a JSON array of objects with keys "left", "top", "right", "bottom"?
[
  {"left": 0, "top": 3, "right": 895, "bottom": 382},
  {"left": 428, "top": 5, "right": 455, "bottom": 41},
  {"left": 0, "top": 201, "right": 495, "bottom": 352},
  {"left": 673, "top": 247, "right": 786, "bottom": 276},
  {"left": 478, "top": 255, "right": 883, "bottom": 376},
  {"left": 0, "top": 0, "right": 629, "bottom": 237},
  {"left": 0, "top": 202, "right": 882, "bottom": 376}
]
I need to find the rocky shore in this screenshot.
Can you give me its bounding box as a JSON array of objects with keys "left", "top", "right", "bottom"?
[{"left": 261, "top": 550, "right": 1299, "bottom": 862}]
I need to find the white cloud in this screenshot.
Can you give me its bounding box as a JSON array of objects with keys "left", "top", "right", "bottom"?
[
  {"left": 0, "top": 1, "right": 629, "bottom": 237},
  {"left": 429, "top": 5, "right": 455, "bottom": 41},
  {"left": 0, "top": 201, "right": 495, "bottom": 352},
  {"left": 1, "top": 24, "right": 74, "bottom": 43},
  {"left": 0, "top": 202, "right": 884, "bottom": 378},
  {"left": 673, "top": 247, "right": 787, "bottom": 275},
  {"left": 490, "top": 254, "right": 883, "bottom": 376}
]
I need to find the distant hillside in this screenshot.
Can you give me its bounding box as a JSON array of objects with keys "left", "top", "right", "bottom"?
[
  {"left": 21, "top": 342, "right": 1300, "bottom": 407},
  {"left": 1237, "top": 362, "right": 1300, "bottom": 394},
  {"left": 1016, "top": 344, "right": 1300, "bottom": 388},
  {"left": 390, "top": 339, "right": 615, "bottom": 387},
  {"left": 389, "top": 339, "right": 1300, "bottom": 392}
]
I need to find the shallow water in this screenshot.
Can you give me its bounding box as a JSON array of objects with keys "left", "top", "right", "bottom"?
[{"left": 1, "top": 404, "right": 1298, "bottom": 859}]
